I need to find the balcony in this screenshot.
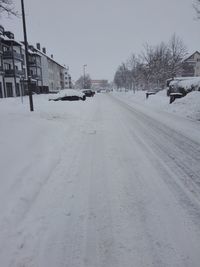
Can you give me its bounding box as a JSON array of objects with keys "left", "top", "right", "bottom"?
[
  {"left": 28, "top": 61, "right": 42, "bottom": 68},
  {"left": 4, "top": 69, "right": 25, "bottom": 77},
  {"left": 3, "top": 51, "right": 23, "bottom": 61},
  {"left": 31, "top": 74, "right": 42, "bottom": 80}
]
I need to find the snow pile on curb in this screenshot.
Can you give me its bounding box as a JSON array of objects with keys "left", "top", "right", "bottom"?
[
  {"left": 169, "top": 77, "right": 200, "bottom": 92},
  {"left": 165, "top": 91, "right": 200, "bottom": 121},
  {"left": 113, "top": 90, "right": 200, "bottom": 121}
]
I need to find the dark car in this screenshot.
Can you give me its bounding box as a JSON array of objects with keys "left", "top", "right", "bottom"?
[
  {"left": 53, "top": 95, "right": 86, "bottom": 101},
  {"left": 81, "top": 89, "right": 95, "bottom": 97},
  {"left": 49, "top": 89, "right": 86, "bottom": 101}
]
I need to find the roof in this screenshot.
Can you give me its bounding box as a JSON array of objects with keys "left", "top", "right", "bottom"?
[
  {"left": 1, "top": 36, "right": 22, "bottom": 46},
  {"left": 182, "top": 51, "right": 200, "bottom": 62},
  {"left": 33, "top": 46, "right": 65, "bottom": 69}
]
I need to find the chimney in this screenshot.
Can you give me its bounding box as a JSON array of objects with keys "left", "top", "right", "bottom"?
[
  {"left": 51, "top": 54, "right": 54, "bottom": 59},
  {"left": 36, "top": 43, "right": 40, "bottom": 50},
  {"left": 42, "top": 47, "right": 46, "bottom": 54}
]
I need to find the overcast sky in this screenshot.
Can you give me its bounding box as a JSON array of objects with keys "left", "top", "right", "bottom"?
[{"left": 1, "top": 0, "right": 199, "bottom": 82}]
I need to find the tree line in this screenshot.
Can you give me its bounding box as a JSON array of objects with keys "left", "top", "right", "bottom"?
[{"left": 114, "top": 34, "right": 188, "bottom": 91}]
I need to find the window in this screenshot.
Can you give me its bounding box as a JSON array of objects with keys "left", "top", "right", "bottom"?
[
  {"left": 0, "top": 82, "right": 3, "bottom": 98},
  {"left": 6, "top": 83, "right": 13, "bottom": 97},
  {"left": 4, "top": 63, "right": 12, "bottom": 70},
  {"left": 3, "top": 46, "right": 9, "bottom": 52}
]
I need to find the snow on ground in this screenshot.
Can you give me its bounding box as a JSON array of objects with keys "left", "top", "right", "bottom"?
[
  {"left": 113, "top": 90, "right": 200, "bottom": 121},
  {"left": 0, "top": 93, "right": 200, "bottom": 266},
  {"left": 0, "top": 95, "right": 95, "bottom": 266}
]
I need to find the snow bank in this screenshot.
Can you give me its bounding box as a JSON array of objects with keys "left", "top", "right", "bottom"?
[
  {"left": 113, "top": 90, "right": 200, "bottom": 121},
  {"left": 165, "top": 91, "right": 200, "bottom": 121},
  {"left": 169, "top": 77, "right": 200, "bottom": 92}
]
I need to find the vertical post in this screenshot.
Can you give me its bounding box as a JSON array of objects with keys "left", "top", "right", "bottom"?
[
  {"left": 21, "top": 0, "right": 34, "bottom": 111},
  {"left": 83, "top": 64, "right": 87, "bottom": 89}
]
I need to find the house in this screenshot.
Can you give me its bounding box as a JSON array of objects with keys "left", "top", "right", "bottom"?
[{"left": 182, "top": 51, "right": 200, "bottom": 77}]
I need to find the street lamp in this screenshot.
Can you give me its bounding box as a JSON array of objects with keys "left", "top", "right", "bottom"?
[
  {"left": 83, "top": 64, "right": 87, "bottom": 89},
  {"left": 21, "top": 0, "right": 34, "bottom": 111}
]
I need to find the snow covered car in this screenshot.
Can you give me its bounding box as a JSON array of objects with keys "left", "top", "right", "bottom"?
[
  {"left": 81, "top": 89, "right": 95, "bottom": 97},
  {"left": 49, "top": 89, "right": 86, "bottom": 101}
]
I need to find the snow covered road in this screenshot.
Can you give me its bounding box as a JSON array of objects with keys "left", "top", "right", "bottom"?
[{"left": 0, "top": 94, "right": 200, "bottom": 266}]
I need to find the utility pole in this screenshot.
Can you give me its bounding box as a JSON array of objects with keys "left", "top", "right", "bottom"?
[
  {"left": 83, "top": 64, "right": 87, "bottom": 89},
  {"left": 21, "top": 0, "right": 34, "bottom": 111}
]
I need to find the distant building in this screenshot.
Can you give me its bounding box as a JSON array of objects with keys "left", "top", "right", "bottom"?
[
  {"left": 181, "top": 51, "right": 200, "bottom": 77},
  {"left": 91, "top": 79, "right": 108, "bottom": 89}
]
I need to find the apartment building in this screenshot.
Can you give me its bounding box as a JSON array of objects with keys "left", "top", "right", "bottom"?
[
  {"left": 0, "top": 25, "right": 71, "bottom": 98},
  {"left": 0, "top": 28, "right": 24, "bottom": 98},
  {"left": 34, "top": 43, "right": 68, "bottom": 92}
]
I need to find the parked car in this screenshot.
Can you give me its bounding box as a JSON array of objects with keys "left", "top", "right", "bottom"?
[
  {"left": 81, "top": 89, "right": 95, "bottom": 97},
  {"left": 49, "top": 89, "right": 86, "bottom": 101}
]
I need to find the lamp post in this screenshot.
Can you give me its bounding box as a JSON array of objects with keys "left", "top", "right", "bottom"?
[
  {"left": 83, "top": 64, "right": 87, "bottom": 89},
  {"left": 21, "top": 0, "right": 34, "bottom": 111}
]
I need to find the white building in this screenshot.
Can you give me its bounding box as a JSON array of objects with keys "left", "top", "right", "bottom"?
[{"left": 35, "top": 44, "right": 67, "bottom": 92}]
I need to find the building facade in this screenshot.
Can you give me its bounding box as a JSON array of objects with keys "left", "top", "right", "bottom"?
[
  {"left": 0, "top": 25, "right": 71, "bottom": 98},
  {"left": 0, "top": 28, "right": 25, "bottom": 98},
  {"left": 181, "top": 51, "right": 200, "bottom": 77},
  {"left": 64, "top": 67, "right": 72, "bottom": 89}
]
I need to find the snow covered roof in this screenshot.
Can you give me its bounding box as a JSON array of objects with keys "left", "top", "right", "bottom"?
[
  {"left": 182, "top": 51, "right": 200, "bottom": 62},
  {"left": 33, "top": 47, "right": 65, "bottom": 68},
  {"left": 1, "top": 35, "right": 22, "bottom": 46}
]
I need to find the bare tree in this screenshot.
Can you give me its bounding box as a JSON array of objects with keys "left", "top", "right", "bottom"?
[
  {"left": 114, "top": 63, "right": 131, "bottom": 91},
  {"left": 0, "top": 0, "right": 18, "bottom": 16},
  {"left": 75, "top": 75, "right": 92, "bottom": 89},
  {"left": 168, "top": 33, "right": 187, "bottom": 78},
  {"left": 114, "top": 35, "right": 187, "bottom": 91}
]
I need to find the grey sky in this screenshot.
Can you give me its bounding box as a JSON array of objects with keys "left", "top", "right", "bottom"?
[{"left": 1, "top": 0, "right": 199, "bottom": 82}]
